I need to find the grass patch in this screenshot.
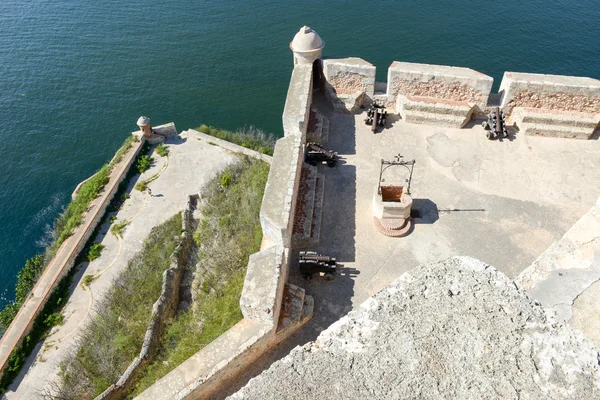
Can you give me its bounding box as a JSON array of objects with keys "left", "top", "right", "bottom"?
[
  {"left": 156, "top": 144, "right": 169, "bottom": 157},
  {"left": 136, "top": 155, "right": 153, "bottom": 173},
  {"left": 81, "top": 274, "right": 97, "bottom": 288},
  {"left": 132, "top": 157, "right": 269, "bottom": 396},
  {"left": 196, "top": 125, "right": 276, "bottom": 156},
  {"left": 86, "top": 243, "right": 105, "bottom": 261},
  {"left": 110, "top": 220, "right": 130, "bottom": 238},
  {"left": 57, "top": 213, "right": 183, "bottom": 399}
]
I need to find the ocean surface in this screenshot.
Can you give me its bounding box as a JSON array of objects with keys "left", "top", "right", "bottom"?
[{"left": 0, "top": 0, "right": 598, "bottom": 306}]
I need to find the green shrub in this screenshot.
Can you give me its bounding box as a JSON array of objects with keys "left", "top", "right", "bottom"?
[
  {"left": 81, "top": 274, "right": 97, "bottom": 288},
  {"left": 220, "top": 170, "right": 232, "bottom": 188},
  {"left": 86, "top": 243, "right": 105, "bottom": 261},
  {"left": 136, "top": 155, "right": 153, "bottom": 173},
  {"left": 110, "top": 220, "right": 130, "bottom": 238},
  {"left": 194, "top": 125, "right": 276, "bottom": 156},
  {"left": 156, "top": 144, "right": 169, "bottom": 157}
]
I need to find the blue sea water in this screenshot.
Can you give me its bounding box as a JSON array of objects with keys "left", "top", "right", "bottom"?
[{"left": 0, "top": 0, "right": 598, "bottom": 306}]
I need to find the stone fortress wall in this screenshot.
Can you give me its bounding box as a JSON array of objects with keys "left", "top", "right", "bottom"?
[
  {"left": 322, "top": 55, "right": 600, "bottom": 138},
  {"left": 137, "top": 26, "right": 600, "bottom": 398},
  {"left": 135, "top": 64, "right": 316, "bottom": 400}
]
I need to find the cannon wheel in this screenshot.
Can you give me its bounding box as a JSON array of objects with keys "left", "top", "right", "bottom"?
[
  {"left": 482, "top": 121, "right": 489, "bottom": 129},
  {"left": 324, "top": 272, "right": 335, "bottom": 281},
  {"left": 302, "top": 273, "right": 313, "bottom": 281},
  {"left": 486, "top": 131, "right": 494, "bottom": 140},
  {"left": 327, "top": 160, "right": 336, "bottom": 168}
]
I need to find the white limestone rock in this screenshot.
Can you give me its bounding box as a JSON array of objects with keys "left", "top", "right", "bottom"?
[{"left": 230, "top": 257, "right": 600, "bottom": 399}]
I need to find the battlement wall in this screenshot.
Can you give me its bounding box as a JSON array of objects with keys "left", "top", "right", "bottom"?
[{"left": 387, "top": 61, "right": 493, "bottom": 108}]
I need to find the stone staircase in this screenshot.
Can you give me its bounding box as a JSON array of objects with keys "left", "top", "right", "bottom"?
[
  {"left": 511, "top": 107, "right": 599, "bottom": 139},
  {"left": 397, "top": 95, "right": 475, "bottom": 128},
  {"left": 306, "top": 108, "right": 330, "bottom": 144},
  {"left": 277, "top": 283, "right": 314, "bottom": 334},
  {"left": 373, "top": 217, "right": 413, "bottom": 237},
  {"left": 292, "top": 164, "right": 325, "bottom": 248}
]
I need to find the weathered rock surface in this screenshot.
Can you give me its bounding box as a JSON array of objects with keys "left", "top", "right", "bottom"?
[{"left": 230, "top": 257, "right": 600, "bottom": 400}]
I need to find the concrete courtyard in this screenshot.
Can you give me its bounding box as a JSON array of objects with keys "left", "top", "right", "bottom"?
[
  {"left": 219, "top": 96, "right": 600, "bottom": 398},
  {"left": 287, "top": 96, "right": 600, "bottom": 342}
]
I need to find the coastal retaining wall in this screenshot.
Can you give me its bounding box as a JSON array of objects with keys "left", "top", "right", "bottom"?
[
  {"left": 135, "top": 64, "right": 313, "bottom": 400},
  {"left": 96, "top": 196, "right": 195, "bottom": 400},
  {"left": 0, "top": 138, "right": 145, "bottom": 376},
  {"left": 322, "top": 57, "right": 376, "bottom": 113}
]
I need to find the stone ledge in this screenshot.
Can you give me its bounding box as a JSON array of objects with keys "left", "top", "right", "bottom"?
[{"left": 188, "top": 129, "right": 273, "bottom": 164}]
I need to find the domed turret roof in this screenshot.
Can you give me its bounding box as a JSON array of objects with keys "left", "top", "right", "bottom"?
[
  {"left": 137, "top": 116, "right": 151, "bottom": 126},
  {"left": 290, "top": 26, "right": 324, "bottom": 53}
]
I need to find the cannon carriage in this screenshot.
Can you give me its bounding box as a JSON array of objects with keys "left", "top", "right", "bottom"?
[
  {"left": 483, "top": 106, "right": 508, "bottom": 140},
  {"left": 305, "top": 142, "right": 338, "bottom": 167},
  {"left": 299, "top": 251, "right": 336, "bottom": 281}
]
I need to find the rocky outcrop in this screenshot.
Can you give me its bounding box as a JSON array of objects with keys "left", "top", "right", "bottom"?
[{"left": 231, "top": 257, "right": 600, "bottom": 400}]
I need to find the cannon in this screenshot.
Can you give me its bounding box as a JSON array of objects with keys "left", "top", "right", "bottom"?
[
  {"left": 305, "top": 142, "right": 338, "bottom": 167},
  {"left": 299, "top": 251, "right": 336, "bottom": 281},
  {"left": 482, "top": 107, "right": 508, "bottom": 140},
  {"left": 365, "top": 101, "right": 387, "bottom": 132}
]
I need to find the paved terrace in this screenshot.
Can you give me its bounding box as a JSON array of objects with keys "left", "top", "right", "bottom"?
[
  {"left": 294, "top": 97, "right": 600, "bottom": 341},
  {"left": 219, "top": 96, "right": 600, "bottom": 398},
  {"left": 6, "top": 130, "right": 237, "bottom": 399}
]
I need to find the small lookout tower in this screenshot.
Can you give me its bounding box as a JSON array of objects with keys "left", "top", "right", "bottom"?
[{"left": 290, "top": 26, "right": 324, "bottom": 66}]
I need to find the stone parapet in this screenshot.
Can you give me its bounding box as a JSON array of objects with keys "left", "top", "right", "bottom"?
[
  {"left": 499, "top": 72, "right": 600, "bottom": 138},
  {"left": 282, "top": 64, "right": 313, "bottom": 137},
  {"left": 323, "top": 57, "right": 376, "bottom": 113},
  {"left": 499, "top": 72, "right": 600, "bottom": 115},
  {"left": 239, "top": 246, "right": 286, "bottom": 324},
  {"left": 259, "top": 133, "right": 303, "bottom": 246},
  {"left": 387, "top": 61, "right": 493, "bottom": 109}
]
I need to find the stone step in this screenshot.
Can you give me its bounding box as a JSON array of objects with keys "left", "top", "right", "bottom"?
[
  {"left": 374, "top": 217, "right": 413, "bottom": 237},
  {"left": 309, "top": 174, "right": 325, "bottom": 245},
  {"left": 306, "top": 108, "right": 330, "bottom": 144},
  {"left": 277, "top": 284, "right": 313, "bottom": 333},
  {"left": 401, "top": 96, "right": 473, "bottom": 117},
  {"left": 513, "top": 107, "right": 599, "bottom": 129},
  {"left": 292, "top": 165, "right": 318, "bottom": 247},
  {"left": 402, "top": 110, "right": 469, "bottom": 128},
  {"left": 517, "top": 122, "right": 593, "bottom": 140}
]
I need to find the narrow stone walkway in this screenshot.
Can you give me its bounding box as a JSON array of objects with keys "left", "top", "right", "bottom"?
[{"left": 5, "top": 130, "right": 237, "bottom": 399}]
